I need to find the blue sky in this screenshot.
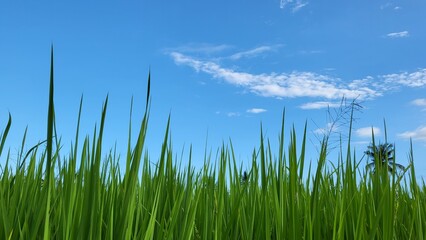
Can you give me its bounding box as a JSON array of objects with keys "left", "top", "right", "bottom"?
[{"left": 1, "top": 1, "right": 425, "bottom": 178}]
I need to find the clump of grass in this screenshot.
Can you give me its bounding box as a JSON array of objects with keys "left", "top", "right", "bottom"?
[{"left": 0, "top": 49, "right": 425, "bottom": 239}]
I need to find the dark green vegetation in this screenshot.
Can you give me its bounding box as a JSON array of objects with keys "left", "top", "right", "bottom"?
[
  {"left": 365, "top": 142, "right": 405, "bottom": 174},
  {"left": 0, "top": 50, "right": 425, "bottom": 239}
]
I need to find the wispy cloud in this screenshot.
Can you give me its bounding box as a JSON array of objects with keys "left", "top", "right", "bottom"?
[
  {"left": 356, "top": 127, "right": 381, "bottom": 138},
  {"left": 382, "top": 68, "right": 426, "bottom": 87},
  {"left": 292, "top": 1, "right": 309, "bottom": 12},
  {"left": 229, "top": 46, "right": 280, "bottom": 60},
  {"left": 386, "top": 31, "right": 409, "bottom": 38},
  {"left": 299, "top": 101, "right": 340, "bottom": 110},
  {"left": 227, "top": 112, "right": 240, "bottom": 117},
  {"left": 280, "top": 0, "right": 308, "bottom": 12},
  {"left": 165, "top": 43, "right": 231, "bottom": 55},
  {"left": 398, "top": 126, "right": 426, "bottom": 141},
  {"left": 411, "top": 98, "right": 426, "bottom": 107},
  {"left": 169, "top": 50, "right": 426, "bottom": 107},
  {"left": 380, "top": 3, "right": 401, "bottom": 10},
  {"left": 247, "top": 108, "right": 267, "bottom": 114},
  {"left": 170, "top": 52, "right": 380, "bottom": 100},
  {"left": 280, "top": 0, "right": 291, "bottom": 8}
]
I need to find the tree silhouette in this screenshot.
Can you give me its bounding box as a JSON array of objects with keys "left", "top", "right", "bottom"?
[
  {"left": 240, "top": 171, "right": 249, "bottom": 185},
  {"left": 365, "top": 143, "right": 405, "bottom": 174}
]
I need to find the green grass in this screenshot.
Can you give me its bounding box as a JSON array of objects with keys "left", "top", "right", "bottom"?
[{"left": 0, "top": 49, "right": 425, "bottom": 239}]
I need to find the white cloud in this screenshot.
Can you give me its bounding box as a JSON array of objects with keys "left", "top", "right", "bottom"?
[
  {"left": 229, "top": 45, "right": 280, "bottom": 60},
  {"left": 280, "top": 0, "right": 308, "bottom": 12},
  {"left": 380, "top": 3, "right": 401, "bottom": 11},
  {"left": 247, "top": 108, "right": 267, "bottom": 114},
  {"left": 170, "top": 50, "right": 426, "bottom": 107},
  {"left": 356, "top": 127, "right": 381, "bottom": 138},
  {"left": 348, "top": 76, "right": 374, "bottom": 89},
  {"left": 227, "top": 112, "right": 240, "bottom": 117},
  {"left": 299, "top": 101, "right": 340, "bottom": 110},
  {"left": 170, "top": 52, "right": 380, "bottom": 100},
  {"left": 166, "top": 43, "right": 231, "bottom": 54},
  {"left": 382, "top": 68, "right": 426, "bottom": 87},
  {"left": 412, "top": 98, "right": 426, "bottom": 107},
  {"left": 292, "top": 1, "right": 308, "bottom": 12},
  {"left": 398, "top": 126, "right": 426, "bottom": 141},
  {"left": 386, "top": 31, "right": 409, "bottom": 38}
]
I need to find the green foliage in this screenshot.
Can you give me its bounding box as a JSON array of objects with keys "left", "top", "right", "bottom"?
[{"left": 0, "top": 51, "right": 425, "bottom": 239}]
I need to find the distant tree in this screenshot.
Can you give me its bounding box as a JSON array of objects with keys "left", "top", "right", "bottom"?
[
  {"left": 365, "top": 143, "right": 405, "bottom": 174},
  {"left": 240, "top": 171, "right": 249, "bottom": 185}
]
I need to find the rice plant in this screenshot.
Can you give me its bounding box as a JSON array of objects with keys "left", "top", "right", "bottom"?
[{"left": 0, "top": 49, "right": 425, "bottom": 239}]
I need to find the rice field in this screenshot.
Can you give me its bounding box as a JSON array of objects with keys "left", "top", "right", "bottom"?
[{"left": 0, "top": 50, "right": 425, "bottom": 239}]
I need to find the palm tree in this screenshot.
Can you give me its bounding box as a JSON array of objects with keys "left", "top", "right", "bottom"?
[
  {"left": 365, "top": 143, "right": 405, "bottom": 174},
  {"left": 240, "top": 171, "right": 249, "bottom": 185}
]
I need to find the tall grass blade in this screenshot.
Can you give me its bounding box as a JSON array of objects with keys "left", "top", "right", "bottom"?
[{"left": 43, "top": 44, "right": 55, "bottom": 240}]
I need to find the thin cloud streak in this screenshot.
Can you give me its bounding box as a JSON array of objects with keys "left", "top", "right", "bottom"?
[
  {"left": 386, "top": 31, "right": 409, "bottom": 38},
  {"left": 280, "top": 0, "right": 308, "bottom": 12},
  {"left": 165, "top": 43, "right": 232, "bottom": 54},
  {"left": 227, "top": 112, "right": 240, "bottom": 117},
  {"left": 229, "top": 46, "right": 280, "bottom": 60},
  {"left": 292, "top": 1, "right": 308, "bottom": 12},
  {"left": 299, "top": 101, "right": 340, "bottom": 110},
  {"left": 247, "top": 108, "right": 267, "bottom": 114}
]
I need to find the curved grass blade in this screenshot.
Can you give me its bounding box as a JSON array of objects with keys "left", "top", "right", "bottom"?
[{"left": 0, "top": 113, "right": 11, "bottom": 158}]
